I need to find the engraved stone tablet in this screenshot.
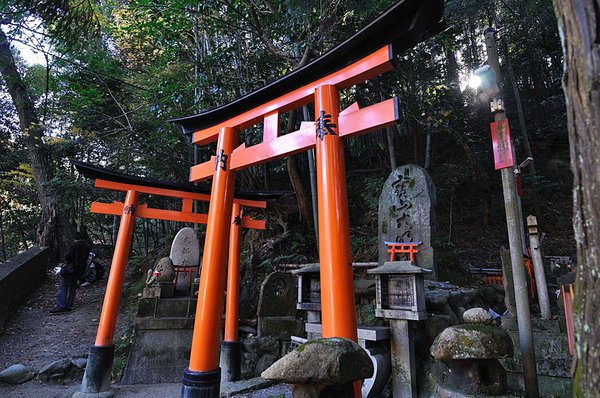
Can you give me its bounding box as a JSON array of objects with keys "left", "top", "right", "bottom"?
[{"left": 169, "top": 227, "right": 200, "bottom": 290}]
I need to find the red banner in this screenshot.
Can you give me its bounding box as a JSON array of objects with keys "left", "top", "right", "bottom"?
[{"left": 490, "top": 118, "right": 514, "bottom": 170}]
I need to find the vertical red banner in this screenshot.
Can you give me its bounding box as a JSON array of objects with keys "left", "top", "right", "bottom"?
[{"left": 490, "top": 118, "right": 514, "bottom": 170}]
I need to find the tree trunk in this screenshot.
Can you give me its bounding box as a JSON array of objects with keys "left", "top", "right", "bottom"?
[
  {"left": 386, "top": 126, "right": 397, "bottom": 171},
  {"left": 552, "top": 1, "right": 600, "bottom": 395},
  {"left": 0, "top": 211, "right": 6, "bottom": 261},
  {"left": 286, "top": 110, "right": 311, "bottom": 229},
  {"left": 0, "top": 28, "right": 68, "bottom": 262},
  {"left": 424, "top": 124, "right": 432, "bottom": 170}
]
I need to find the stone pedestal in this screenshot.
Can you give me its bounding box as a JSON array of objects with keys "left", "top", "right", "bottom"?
[
  {"left": 390, "top": 319, "right": 416, "bottom": 398},
  {"left": 121, "top": 298, "right": 196, "bottom": 384}
]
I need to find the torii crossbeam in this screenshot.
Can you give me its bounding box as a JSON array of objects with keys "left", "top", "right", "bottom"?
[{"left": 169, "top": 1, "right": 444, "bottom": 397}]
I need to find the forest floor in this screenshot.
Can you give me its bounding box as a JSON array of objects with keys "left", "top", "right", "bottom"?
[{"left": 0, "top": 271, "right": 290, "bottom": 398}]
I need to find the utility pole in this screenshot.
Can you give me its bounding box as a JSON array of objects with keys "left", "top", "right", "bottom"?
[{"left": 483, "top": 27, "right": 539, "bottom": 397}]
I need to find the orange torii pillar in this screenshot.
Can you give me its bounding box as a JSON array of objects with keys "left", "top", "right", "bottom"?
[
  {"left": 78, "top": 190, "right": 139, "bottom": 397},
  {"left": 182, "top": 127, "right": 240, "bottom": 397},
  {"left": 315, "top": 85, "right": 360, "bottom": 397},
  {"left": 314, "top": 85, "right": 358, "bottom": 342},
  {"left": 220, "top": 202, "right": 243, "bottom": 382}
]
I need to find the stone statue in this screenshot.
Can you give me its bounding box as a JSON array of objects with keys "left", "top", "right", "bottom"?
[{"left": 146, "top": 257, "right": 176, "bottom": 285}]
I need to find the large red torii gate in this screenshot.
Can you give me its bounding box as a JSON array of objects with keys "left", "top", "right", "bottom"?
[
  {"left": 71, "top": 161, "right": 281, "bottom": 396},
  {"left": 170, "top": 1, "right": 445, "bottom": 397}
]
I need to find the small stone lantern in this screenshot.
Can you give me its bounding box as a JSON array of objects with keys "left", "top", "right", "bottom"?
[
  {"left": 368, "top": 261, "right": 431, "bottom": 398},
  {"left": 292, "top": 263, "right": 321, "bottom": 324},
  {"left": 369, "top": 261, "right": 429, "bottom": 320}
]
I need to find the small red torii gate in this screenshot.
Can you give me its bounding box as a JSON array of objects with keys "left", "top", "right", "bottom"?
[
  {"left": 169, "top": 1, "right": 444, "bottom": 397},
  {"left": 71, "top": 161, "right": 278, "bottom": 395}
]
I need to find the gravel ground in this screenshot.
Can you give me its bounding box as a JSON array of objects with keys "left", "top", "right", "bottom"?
[{"left": 0, "top": 271, "right": 291, "bottom": 398}]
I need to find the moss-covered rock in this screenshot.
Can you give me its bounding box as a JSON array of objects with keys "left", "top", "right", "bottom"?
[
  {"left": 430, "top": 324, "right": 513, "bottom": 360},
  {"left": 262, "top": 337, "right": 373, "bottom": 385}
]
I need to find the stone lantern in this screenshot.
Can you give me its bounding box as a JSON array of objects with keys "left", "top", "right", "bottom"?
[
  {"left": 368, "top": 261, "right": 431, "bottom": 398},
  {"left": 292, "top": 263, "right": 321, "bottom": 324}
]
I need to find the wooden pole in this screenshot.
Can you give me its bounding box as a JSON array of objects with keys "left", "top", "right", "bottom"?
[
  {"left": 485, "top": 27, "right": 539, "bottom": 397},
  {"left": 527, "top": 215, "right": 551, "bottom": 319}
]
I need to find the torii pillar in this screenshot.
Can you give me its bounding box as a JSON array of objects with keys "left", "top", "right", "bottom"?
[
  {"left": 77, "top": 190, "right": 139, "bottom": 397},
  {"left": 314, "top": 85, "right": 357, "bottom": 342},
  {"left": 182, "top": 127, "right": 240, "bottom": 397}
]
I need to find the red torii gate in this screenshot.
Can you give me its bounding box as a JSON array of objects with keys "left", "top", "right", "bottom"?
[
  {"left": 171, "top": 1, "right": 444, "bottom": 397},
  {"left": 71, "top": 161, "right": 279, "bottom": 395}
]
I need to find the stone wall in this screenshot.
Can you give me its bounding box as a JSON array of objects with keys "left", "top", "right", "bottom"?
[{"left": 0, "top": 247, "right": 51, "bottom": 329}]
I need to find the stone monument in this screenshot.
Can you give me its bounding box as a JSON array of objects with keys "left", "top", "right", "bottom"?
[
  {"left": 169, "top": 227, "right": 200, "bottom": 291},
  {"left": 378, "top": 164, "right": 436, "bottom": 275},
  {"left": 257, "top": 271, "right": 302, "bottom": 339}
]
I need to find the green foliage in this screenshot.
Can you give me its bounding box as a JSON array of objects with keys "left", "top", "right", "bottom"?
[
  {"left": 113, "top": 327, "right": 135, "bottom": 381},
  {"left": 360, "top": 175, "right": 385, "bottom": 211},
  {"left": 0, "top": 0, "right": 568, "bottom": 270},
  {"left": 356, "top": 302, "right": 382, "bottom": 326}
]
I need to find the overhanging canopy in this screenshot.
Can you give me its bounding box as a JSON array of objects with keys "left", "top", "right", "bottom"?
[{"left": 169, "top": 0, "right": 444, "bottom": 133}]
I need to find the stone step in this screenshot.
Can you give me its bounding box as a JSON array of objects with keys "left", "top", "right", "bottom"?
[
  {"left": 137, "top": 297, "right": 197, "bottom": 318},
  {"left": 506, "top": 372, "right": 572, "bottom": 397},
  {"left": 503, "top": 329, "right": 573, "bottom": 378},
  {"left": 507, "top": 330, "right": 571, "bottom": 359},
  {"left": 501, "top": 356, "right": 572, "bottom": 378},
  {"left": 502, "top": 315, "right": 562, "bottom": 333}
]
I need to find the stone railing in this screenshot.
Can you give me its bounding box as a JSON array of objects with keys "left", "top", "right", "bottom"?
[{"left": 0, "top": 247, "right": 51, "bottom": 329}]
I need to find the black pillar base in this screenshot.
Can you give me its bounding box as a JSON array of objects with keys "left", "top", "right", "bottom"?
[
  {"left": 219, "top": 340, "right": 241, "bottom": 382},
  {"left": 76, "top": 345, "right": 114, "bottom": 397},
  {"left": 181, "top": 367, "right": 221, "bottom": 398}
]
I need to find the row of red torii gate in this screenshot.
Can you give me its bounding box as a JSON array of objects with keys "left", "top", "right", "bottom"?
[{"left": 74, "top": 1, "right": 445, "bottom": 397}]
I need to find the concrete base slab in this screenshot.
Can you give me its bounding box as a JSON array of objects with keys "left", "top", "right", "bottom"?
[
  {"left": 221, "top": 377, "right": 275, "bottom": 397},
  {"left": 100, "top": 380, "right": 284, "bottom": 398},
  {"left": 73, "top": 390, "right": 115, "bottom": 398},
  {"left": 436, "top": 384, "right": 519, "bottom": 398}
]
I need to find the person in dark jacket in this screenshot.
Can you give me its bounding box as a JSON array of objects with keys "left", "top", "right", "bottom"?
[{"left": 50, "top": 232, "right": 90, "bottom": 314}]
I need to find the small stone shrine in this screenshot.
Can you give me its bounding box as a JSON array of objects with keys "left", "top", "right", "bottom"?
[
  {"left": 143, "top": 257, "right": 176, "bottom": 299},
  {"left": 169, "top": 227, "right": 200, "bottom": 291},
  {"left": 378, "top": 164, "right": 436, "bottom": 274},
  {"left": 430, "top": 307, "right": 514, "bottom": 396}
]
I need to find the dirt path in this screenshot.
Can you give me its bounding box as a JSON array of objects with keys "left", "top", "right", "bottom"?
[
  {"left": 0, "top": 272, "right": 290, "bottom": 398},
  {"left": 0, "top": 270, "right": 114, "bottom": 397}
]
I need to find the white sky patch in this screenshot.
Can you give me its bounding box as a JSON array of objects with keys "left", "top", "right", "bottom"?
[
  {"left": 3, "top": 17, "right": 52, "bottom": 66},
  {"left": 13, "top": 40, "right": 47, "bottom": 66}
]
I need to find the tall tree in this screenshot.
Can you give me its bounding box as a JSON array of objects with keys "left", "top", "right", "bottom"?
[
  {"left": 0, "top": 1, "right": 98, "bottom": 258},
  {"left": 0, "top": 29, "right": 66, "bottom": 258},
  {"left": 552, "top": 1, "right": 600, "bottom": 395}
]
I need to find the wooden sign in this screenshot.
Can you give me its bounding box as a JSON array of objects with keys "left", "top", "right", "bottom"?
[{"left": 490, "top": 118, "right": 514, "bottom": 170}]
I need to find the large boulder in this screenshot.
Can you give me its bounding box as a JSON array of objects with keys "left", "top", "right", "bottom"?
[
  {"left": 430, "top": 324, "right": 513, "bottom": 360},
  {"left": 262, "top": 338, "right": 373, "bottom": 385},
  {"left": 0, "top": 364, "right": 35, "bottom": 384}
]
